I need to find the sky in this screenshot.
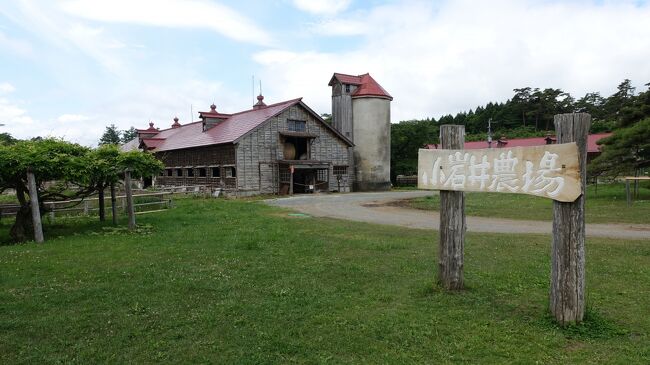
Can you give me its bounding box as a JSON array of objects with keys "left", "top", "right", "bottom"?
[{"left": 1, "top": 0, "right": 649, "bottom": 146}]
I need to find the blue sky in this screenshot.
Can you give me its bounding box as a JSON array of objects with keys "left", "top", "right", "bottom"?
[{"left": 1, "top": 0, "right": 649, "bottom": 145}]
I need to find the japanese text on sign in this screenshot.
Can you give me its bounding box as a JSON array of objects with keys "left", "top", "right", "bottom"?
[{"left": 418, "top": 143, "right": 581, "bottom": 202}]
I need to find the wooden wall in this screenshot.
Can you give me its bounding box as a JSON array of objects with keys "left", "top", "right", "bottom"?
[
  {"left": 154, "top": 144, "right": 237, "bottom": 190},
  {"left": 236, "top": 104, "right": 352, "bottom": 195}
]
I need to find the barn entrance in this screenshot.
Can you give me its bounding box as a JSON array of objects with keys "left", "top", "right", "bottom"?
[{"left": 278, "top": 162, "right": 330, "bottom": 195}]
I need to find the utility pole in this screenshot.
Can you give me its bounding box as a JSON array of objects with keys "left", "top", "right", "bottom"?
[{"left": 487, "top": 118, "right": 499, "bottom": 148}]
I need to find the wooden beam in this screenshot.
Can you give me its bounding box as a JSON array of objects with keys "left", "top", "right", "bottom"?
[
  {"left": 438, "top": 125, "right": 465, "bottom": 290},
  {"left": 551, "top": 113, "right": 590, "bottom": 325}
]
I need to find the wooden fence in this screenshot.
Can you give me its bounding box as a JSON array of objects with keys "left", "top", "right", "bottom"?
[{"left": 0, "top": 192, "right": 173, "bottom": 222}]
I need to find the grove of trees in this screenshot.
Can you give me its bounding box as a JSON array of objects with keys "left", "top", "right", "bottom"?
[
  {"left": 392, "top": 79, "right": 650, "bottom": 181},
  {"left": 0, "top": 138, "right": 162, "bottom": 243}
]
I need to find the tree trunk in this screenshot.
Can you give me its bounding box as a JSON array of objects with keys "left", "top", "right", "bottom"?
[
  {"left": 438, "top": 125, "right": 466, "bottom": 290},
  {"left": 98, "top": 184, "right": 105, "bottom": 222},
  {"left": 551, "top": 113, "right": 590, "bottom": 325},
  {"left": 10, "top": 205, "right": 33, "bottom": 243}
]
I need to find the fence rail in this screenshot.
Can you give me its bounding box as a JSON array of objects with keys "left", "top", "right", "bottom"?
[{"left": 0, "top": 192, "right": 173, "bottom": 221}]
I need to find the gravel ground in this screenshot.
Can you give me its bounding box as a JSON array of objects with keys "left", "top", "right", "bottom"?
[{"left": 266, "top": 191, "right": 650, "bottom": 240}]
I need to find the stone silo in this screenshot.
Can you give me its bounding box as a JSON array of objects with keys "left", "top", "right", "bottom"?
[{"left": 329, "top": 73, "right": 392, "bottom": 191}]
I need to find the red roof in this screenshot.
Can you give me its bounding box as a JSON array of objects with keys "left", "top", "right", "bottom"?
[
  {"left": 425, "top": 133, "right": 612, "bottom": 154},
  {"left": 329, "top": 72, "right": 393, "bottom": 100},
  {"left": 136, "top": 98, "right": 353, "bottom": 153}
]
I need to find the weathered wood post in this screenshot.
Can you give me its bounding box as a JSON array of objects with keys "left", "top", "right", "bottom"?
[
  {"left": 26, "top": 169, "right": 44, "bottom": 243},
  {"left": 551, "top": 113, "right": 590, "bottom": 325},
  {"left": 438, "top": 125, "right": 466, "bottom": 290},
  {"left": 289, "top": 165, "right": 294, "bottom": 195},
  {"left": 110, "top": 182, "right": 118, "bottom": 225},
  {"left": 124, "top": 169, "right": 136, "bottom": 230}
]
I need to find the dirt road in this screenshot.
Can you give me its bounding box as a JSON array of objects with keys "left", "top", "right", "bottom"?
[{"left": 266, "top": 191, "right": 650, "bottom": 240}]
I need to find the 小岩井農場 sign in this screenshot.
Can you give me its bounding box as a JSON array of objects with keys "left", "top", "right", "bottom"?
[{"left": 418, "top": 143, "right": 581, "bottom": 202}]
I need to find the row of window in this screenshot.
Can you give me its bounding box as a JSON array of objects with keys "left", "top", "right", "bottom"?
[{"left": 161, "top": 166, "right": 236, "bottom": 178}]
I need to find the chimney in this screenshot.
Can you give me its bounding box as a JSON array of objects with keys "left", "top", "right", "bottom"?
[{"left": 171, "top": 116, "right": 181, "bottom": 129}]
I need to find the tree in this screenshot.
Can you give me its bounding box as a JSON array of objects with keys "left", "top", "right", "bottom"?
[
  {"left": 0, "top": 139, "right": 163, "bottom": 243},
  {"left": 0, "top": 132, "right": 17, "bottom": 145},
  {"left": 121, "top": 127, "right": 138, "bottom": 143},
  {"left": 99, "top": 124, "right": 122, "bottom": 145},
  {"left": 589, "top": 118, "right": 650, "bottom": 179},
  {"left": 320, "top": 113, "right": 332, "bottom": 125},
  {"left": 0, "top": 139, "right": 95, "bottom": 242}
]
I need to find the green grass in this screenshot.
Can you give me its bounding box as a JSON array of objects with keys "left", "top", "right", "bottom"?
[
  {"left": 0, "top": 194, "right": 18, "bottom": 204},
  {"left": 1, "top": 197, "right": 649, "bottom": 363},
  {"left": 405, "top": 183, "right": 650, "bottom": 224}
]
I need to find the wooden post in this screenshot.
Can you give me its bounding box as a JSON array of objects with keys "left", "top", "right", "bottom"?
[
  {"left": 110, "top": 182, "right": 118, "bottom": 225},
  {"left": 26, "top": 169, "right": 44, "bottom": 243},
  {"left": 289, "top": 165, "right": 294, "bottom": 195},
  {"left": 124, "top": 169, "right": 136, "bottom": 230},
  {"left": 551, "top": 113, "right": 590, "bottom": 325},
  {"left": 438, "top": 125, "right": 466, "bottom": 290}
]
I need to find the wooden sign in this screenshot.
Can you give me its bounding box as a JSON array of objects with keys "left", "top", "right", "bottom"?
[{"left": 418, "top": 143, "right": 581, "bottom": 202}]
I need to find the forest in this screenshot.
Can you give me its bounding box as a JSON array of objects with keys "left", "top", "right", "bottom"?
[{"left": 391, "top": 79, "right": 650, "bottom": 181}]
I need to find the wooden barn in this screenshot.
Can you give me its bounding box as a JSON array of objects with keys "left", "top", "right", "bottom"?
[{"left": 129, "top": 95, "right": 354, "bottom": 196}]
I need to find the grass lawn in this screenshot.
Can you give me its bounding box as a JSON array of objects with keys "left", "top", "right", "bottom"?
[
  {"left": 1, "top": 197, "right": 649, "bottom": 363},
  {"left": 404, "top": 182, "right": 650, "bottom": 224}
]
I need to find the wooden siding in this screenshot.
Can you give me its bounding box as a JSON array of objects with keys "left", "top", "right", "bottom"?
[
  {"left": 236, "top": 104, "right": 352, "bottom": 194},
  {"left": 154, "top": 144, "right": 237, "bottom": 190}
]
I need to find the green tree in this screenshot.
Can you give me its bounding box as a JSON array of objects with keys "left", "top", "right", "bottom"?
[
  {"left": 121, "top": 127, "right": 138, "bottom": 143},
  {"left": 0, "top": 139, "right": 95, "bottom": 242},
  {"left": 0, "top": 139, "right": 164, "bottom": 242},
  {"left": 589, "top": 118, "right": 650, "bottom": 179},
  {"left": 0, "top": 132, "right": 17, "bottom": 145},
  {"left": 99, "top": 124, "right": 122, "bottom": 145},
  {"left": 320, "top": 114, "right": 332, "bottom": 125}
]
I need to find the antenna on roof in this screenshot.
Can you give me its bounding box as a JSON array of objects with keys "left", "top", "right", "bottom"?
[
  {"left": 190, "top": 104, "right": 193, "bottom": 123},
  {"left": 259, "top": 80, "right": 262, "bottom": 95}
]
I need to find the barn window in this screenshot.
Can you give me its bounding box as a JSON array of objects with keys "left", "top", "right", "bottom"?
[
  {"left": 345, "top": 84, "right": 350, "bottom": 93},
  {"left": 176, "top": 168, "right": 183, "bottom": 177},
  {"left": 226, "top": 166, "right": 237, "bottom": 178},
  {"left": 211, "top": 167, "right": 221, "bottom": 178},
  {"left": 280, "top": 169, "right": 291, "bottom": 183},
  {"left": 187, "top": 168, "right": 194, "bottom": 177},
  {"left": 198, "top": 167, "right": 207, "bottom": 177},
  {"left": 166, "top": 169, "right": 173, "bottom": 176},
  {"left": 287, "top": 119, "right": 306, "bottom": 132},
  {"left": 333, "top": 166, "right": 347, "bottom": 175},
  {"left": 317, "top": 169, "right": 328, "bottom": 181}
]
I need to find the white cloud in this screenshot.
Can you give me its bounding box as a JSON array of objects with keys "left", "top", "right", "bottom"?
[
  {"left": 255, "top": 0, "right": 650, "bottom": 122},
  {"left": 57, "top": 114, "right": 91, "bottom": 123},
  {"left": 0, "top": 83, "right": 16, "bottom": 95},
  {"left": 292, "top": 0, "right": 352, "bottom": 15},
  {"left": 61, "top": 0, "right": 273, "bottom": 46}
]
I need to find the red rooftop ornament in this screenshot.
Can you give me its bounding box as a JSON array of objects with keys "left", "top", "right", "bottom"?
[
  {"left": 253, "top": 94, "right": 267, "bottom": 109},
  {"left": 172, "top": 117, "right": 181, "bottom": 129},
  {"left": 210, "top": 103, "right": 217, "bottom": 112}
]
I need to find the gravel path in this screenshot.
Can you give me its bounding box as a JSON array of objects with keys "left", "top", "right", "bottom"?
[{"left": 266, "top": 191, "right": 650, "bottom": 240}]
